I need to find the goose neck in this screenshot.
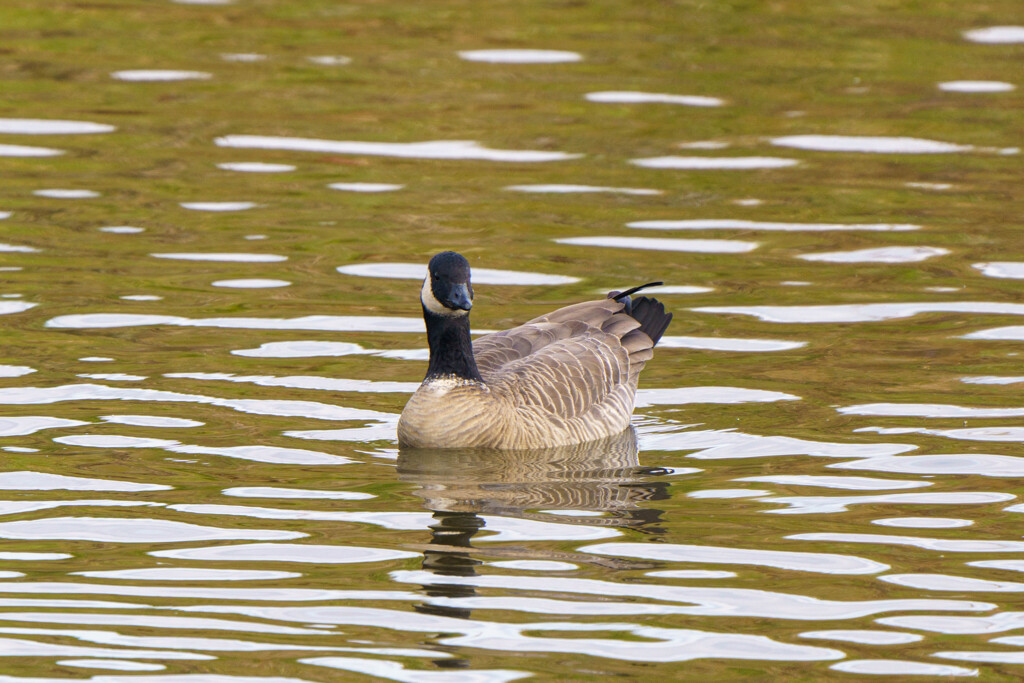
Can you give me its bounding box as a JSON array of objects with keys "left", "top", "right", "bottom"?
[{"left": 424, "top": 307, "right": 483, "bottom": 382}]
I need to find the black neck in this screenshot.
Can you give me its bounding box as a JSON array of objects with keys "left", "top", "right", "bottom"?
[{"left": 423, "top": 306, "right": 483, "bottom": 382}]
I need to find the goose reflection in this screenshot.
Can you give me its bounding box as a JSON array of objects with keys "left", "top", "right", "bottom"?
[{"left": 397, "top": 428, "right": 668, "bottom": 619}]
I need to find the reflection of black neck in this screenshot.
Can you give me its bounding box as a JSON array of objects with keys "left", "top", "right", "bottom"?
[
  {"left": 423, "top": 307, "right": 483, "bottom": 381},
  {"left": 414, "top": 511, "right": 483, "bottom": 620}
]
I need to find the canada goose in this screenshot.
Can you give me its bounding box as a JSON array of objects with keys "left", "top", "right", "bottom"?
[{"left": 397, "top": 251, "right": 672, "bottom": 449}]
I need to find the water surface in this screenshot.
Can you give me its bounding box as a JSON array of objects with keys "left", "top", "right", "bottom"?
[{"left": 1, "top": 1, "right": 1023, "bottom": 680}]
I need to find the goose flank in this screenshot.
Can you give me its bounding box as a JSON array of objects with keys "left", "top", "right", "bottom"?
[{"left": 397, "top": 251, "right": 672, "bottom": 449}]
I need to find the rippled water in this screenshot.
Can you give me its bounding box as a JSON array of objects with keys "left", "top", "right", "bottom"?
[{"left": 1, "top": 1, "right": 1023, "bottom": 680}]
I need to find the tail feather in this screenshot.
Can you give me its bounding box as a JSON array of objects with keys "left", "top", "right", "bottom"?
[
  {"left": 629, "top": 296, "right": 673, "bottom": 345},
  {"left": 607, "top": 283, "right": 672, "bottom": 346}
]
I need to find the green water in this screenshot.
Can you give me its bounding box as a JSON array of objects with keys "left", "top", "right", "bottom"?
[{"left": 1, "top": 0, "right": 1023, "bottom": 680}]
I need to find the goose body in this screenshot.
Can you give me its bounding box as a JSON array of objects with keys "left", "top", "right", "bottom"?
[{"left": 397, "top": 251, "right": 672, "bottom": 450}]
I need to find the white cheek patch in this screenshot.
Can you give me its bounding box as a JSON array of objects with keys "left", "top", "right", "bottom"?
[{"left": 420, "top": 277, "right": 469, "bottom": 317}]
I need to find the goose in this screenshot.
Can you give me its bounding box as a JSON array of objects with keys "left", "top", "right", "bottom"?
[{"left": 397, "top": 251, "right": 672, "bottom": 449}]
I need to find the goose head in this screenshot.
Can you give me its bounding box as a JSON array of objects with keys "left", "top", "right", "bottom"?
[{"left": 421, "top": 251, "right": 474, "bottom": 317}]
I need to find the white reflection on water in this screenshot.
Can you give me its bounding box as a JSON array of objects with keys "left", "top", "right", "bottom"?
[
  {"left": 217, "top": 162, "right": 294, "bottom": 172},
  {"left": 0, "top": 581, "right": 411, "bottom": 603},
  {"left": 840, "top": 403, "right": 1024, "bottom": 418},
  {"left": 968, "top": 560, "right": 1024, "bottom": 573},
  {"left": 189, "top": 601, "right": 847, "bottom": 663},
  {"left": 303, "top": 657, "right": 529, "bottom": 682},
  {"left": 393, "top": 570, "right": 989, "bottom": 619},
  {"left": 111, "top": 70, "right": 212, "bottom": 81},
  {"left": 55, "top": 435, "right": 357, "bottom": 466},
  {"left": 216, "top": 135, "right": 582, "bottom": 162},
  {"left": 935, "top": 651, "right": 1024, "bottom": 664},
  {"left": 178, "top": 202, "right": 258, "bottom": 211},
  {"left": 98, "top": 226, "right": 145, "bottom": 234},
  {"left": 490, "top": 560, "right": 577, "bottom": 571},
  {"left": 832, "top": 453, "right": 1024, "bottom": 478},
  {"left": 962, "top": 26, "right": 1024, "bottom": 43},
  {"left": 0, "top": 416, "right": 85, "bottom": 436},
  {"left": 100, "top": 415, "right": 202, "bottom": 428},
  {"left": 222, "top": 487, "right": 374, "bottom": 500},
  {"left": 47, "top": 313, "right": 425, "bottom": 332},
  {"left": 221, "top": 52, "right": 267, "bottom": 62},
  {"left": 906, "top": 181, "right": 954, "bottom": 190},
  {"left": 165, "top": 371, "right": 419, "bottom": 394},
  {"left": 327, "top": 182, "right": 403, "bottom": 192},
  {"left": 505, "top": 184, "right": 661, "bottom": 195},
  {"left": 555, "top": 236, "right": 758, "bottom": 253},
  {"left": 634, "top": 386, "right": 799, "bottom": 407},
  {"left": 789, "top": 532, "right": 1024, "bottom": 552},
  {"left": 74, "top": 568, "right": 300, "bottom": 581},
  {"left": 799, "top": 630, "right": 922, "bottom": 645},
  {"left": 77, "top": 373, "right": 147, "bottom": 381},
  {"left": 581, "top": 541, "right": 888, "bottom": 574},
  {"left": 647, "top": 570, "right": 736, "bottom": 579},
  {"left": 0, "top": 626, "right": 446, "bottom": 655},
  {"left": 152, "top": 252, "right": 284, "bottom": 262},
  {"left": 33, "top": 189, "right": 99, "bottom": 199},
  {"left": 878, "top": 612, "right": 1024, "bottom": 634},
  {"left": 859, "top": 425, "right": 1024, "bottom": 442},
  {"left": 0, "top": 119, "right": 115, "bottom": 134},
  {"left": 212, "top": 279, "right": 291, "bottom": 288},
  {"left": 962, "top": 325, "right": 1024, "bottom": 340},
  {"left": 585, "top": 91, "right": 724, "bottom": 106},
  {"left": 637, "top": 424, "right": 914, "bottom": 459},
  {"left": 628, "top": 219, "right": 920, "bottom": 232},
  {"left": 0, "top": 611, "right": 328, "bottom": 636},
  {"left": 630, "top": 156, "right": 799, "bottom": 169},
  {"left": 0, "top": 302, "right": 37, "bottom": 315},
  {"left": 0, "top": 383, "right": 392, "bottom": 424},
  {"left": 646, "top": 285, "right": 714, "bottom": 294},
  {"left": 233, "top": 341, "right": 372, "bottom": 357},
  {"left": 59, "top": 660, "right": 166, "bottom": 671},
  {"left": 0, "top": 637, "right": 211, "bottom": 662},
  {"left": 758, "top": 491, "right": 1011, "bottom": 515},
  {"left": 736, "top": 475, "right": 930, "bottom": 490},
  {"left": 679, "top": 141, "right": 730, "bottom": 150},
  {"left": 0, "top": 144, "right": 63, "bottom": 157},
  {"left": 168, "top": 505, "right": 621, "bottom": 542},
  {"left": 695, "top": 301, "right": 1024, "bottom": 323},
  {"left": 655, "top": 336, "right": 806, "bottom": 352},
  {"left": 829, "top": 660, "right": 977, "bottom": 676},
  {"left": 150, "top": 542, "right": 416, "bottom": 564},
  {"left": 0, "top": 243, "right": 38, "bottom": 253},
  {"left": 0, "top": 471, "right": 169, "bottom": 492},
  {"left": 797, "top": 246, "right": 950, "bottom": 263},
  {"left": 457, "top": 49, "right": 582, "bottom": 63},
  {"left": 771, "top": 135, "right": 974, "bottom": 153},
  {"left": 0, "top": 517, "right": 304, "bottom": 543},
  {"left": 689, "top": 489, "right": 770, "bottom": 499},
  {"left": 973, "top": 261, "right": 1024, "bottom": 279},
  {"left": 939, "top": 80, "right": 1016, "bottom": 93},
  {"left": 337, "top": 262, "right": 579, "bottom": 285},
  {"left": 881, "top": 573, "right": 1024, "bottom": 592},
  {"left": 873, "top": 517, "right": 973, "bottom": 529},
  {"left": 0, "top": 501, "right": 156, "bottom": 517}
]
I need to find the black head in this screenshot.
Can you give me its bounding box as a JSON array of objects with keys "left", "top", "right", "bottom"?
[{"left": 422, "top": 251, "right": 474, "bottom": 316}]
